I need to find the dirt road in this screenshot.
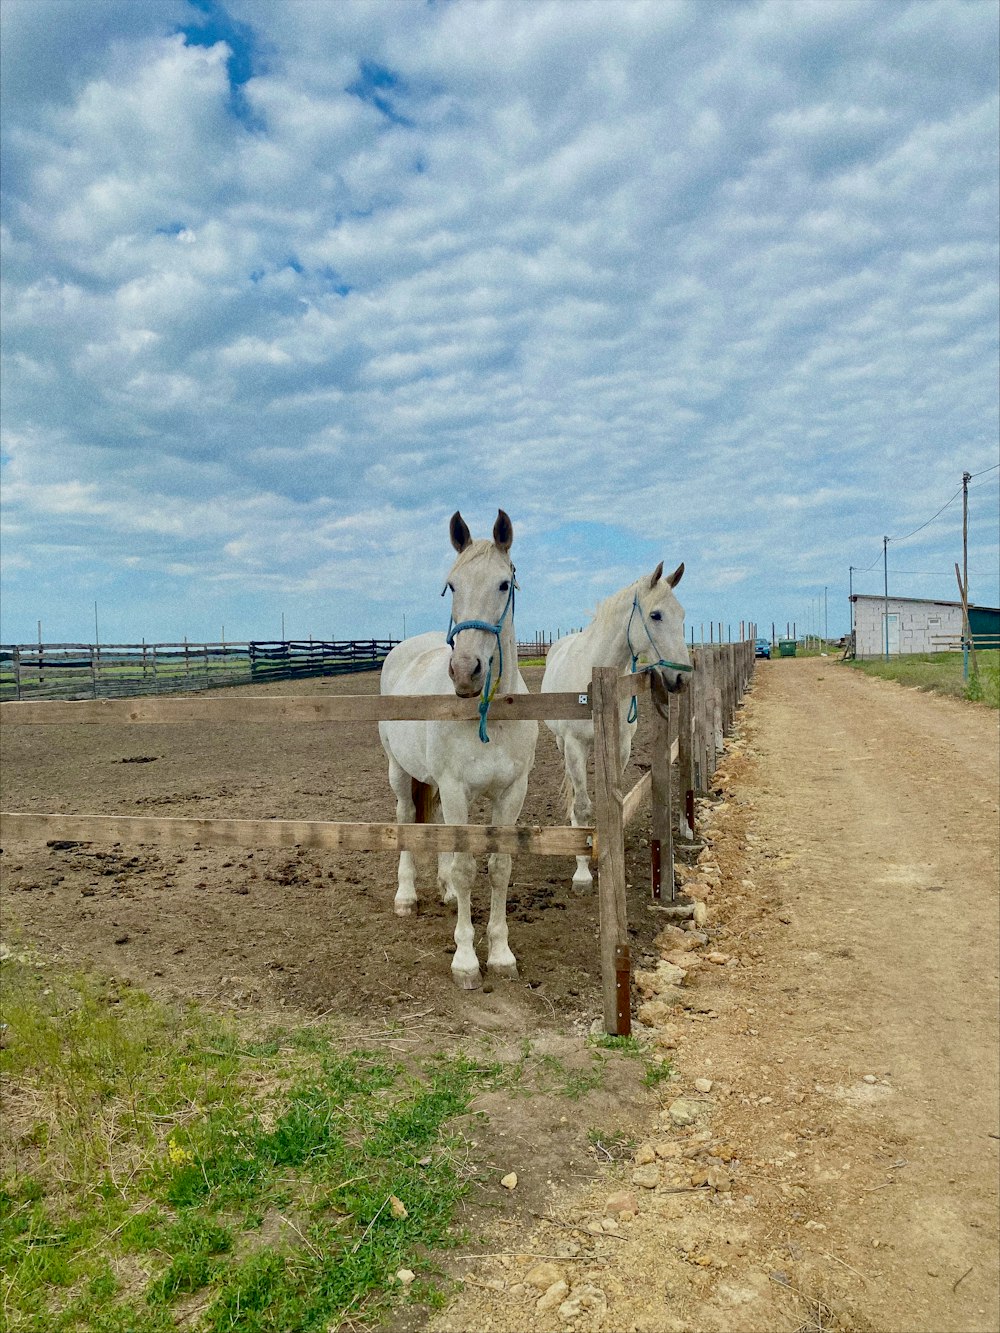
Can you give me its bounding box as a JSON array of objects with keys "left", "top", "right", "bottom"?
[{"left": 433, "top": 658, "right": 1000, "bottom": 1333}]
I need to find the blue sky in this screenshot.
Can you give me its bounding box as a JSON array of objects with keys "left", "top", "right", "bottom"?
[{"left": 1, "top": 0, "right": 997, "bottom": 647}]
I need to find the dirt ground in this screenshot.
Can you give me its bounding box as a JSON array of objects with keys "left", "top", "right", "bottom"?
[
  {"left": 0, "top": 665, "right": 668, "bottom": 1026},
  {"left": 2, "top": 658, "right": 998, "bottom": 1332}
]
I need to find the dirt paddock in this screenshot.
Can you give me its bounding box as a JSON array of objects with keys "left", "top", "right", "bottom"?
[{"left": 0, "top": 665, "right": 665, "bottom": 1034}]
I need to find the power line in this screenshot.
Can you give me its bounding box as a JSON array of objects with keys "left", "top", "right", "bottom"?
[
  {"left": 886, "top": 567, "right": 998, "bottom": 577},
  {"left": 850, "top": 468, "right": 999, "bottom": 572},
  {"left": 891, "top": 486, "right": 963, "bottom": 544}
]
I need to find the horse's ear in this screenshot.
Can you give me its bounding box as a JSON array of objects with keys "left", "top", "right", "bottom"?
[
  {"left": 493, "top": 509, "right": 513, "bottom": 552},
  {"left": 667, "top": 561, "right": 684, "bottom": 588},
  {"left": 450, "top": 511, "right": 472, "bottom": 552},
  {"left": 648, "top": 561, "right": 664, "bottom": 588}
]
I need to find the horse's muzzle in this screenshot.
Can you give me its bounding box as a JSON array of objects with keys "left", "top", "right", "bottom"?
[
  {"left": 650, "top": 667, "right": 688, "bottom": 717},
  {"left": 449, "top": 650, "right": 484, "bottom": 698}
]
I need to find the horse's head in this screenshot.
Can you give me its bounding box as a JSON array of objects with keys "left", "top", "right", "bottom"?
[
  {"left": 444, "top": 509, "right": 516, "bottom": 698},
  {"left": 632, "top": 560, "right": 691, "bottom": 704}
]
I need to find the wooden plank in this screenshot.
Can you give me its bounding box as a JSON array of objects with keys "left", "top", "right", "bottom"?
[
  {"left": 620, "top": 740, "right": 678, "bottom": 832},
  {"left": 592, "top": 666, "right": 630, "bottom": 1035},
  {"left": 622, "top": 770, "right": 651, "bottom": 827},
  {"left": 0, "top": 811, "right": 594, "bottom": 857},
  {"left": 676, "top": 660, "right": 695, "bottom": 841},
  {"left": 650, "top": 696, "right": 674, "bottom": 901},
  {"left": 0, "top": 690, "right": 592, "bottom": 727},
  {"left": 617, "top": 670, "right": 652, "bottom": 702}
]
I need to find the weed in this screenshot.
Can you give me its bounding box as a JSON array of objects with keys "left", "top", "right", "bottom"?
[
  {"left": 590, "top": 1034, "right": 645, "bottom": 1055},
  {"left": 642, "top": 1058, "right": 674, "bottom": 1089},
  {"left": 586, "top": 1129, "right": 637, "bottom": 1163}
]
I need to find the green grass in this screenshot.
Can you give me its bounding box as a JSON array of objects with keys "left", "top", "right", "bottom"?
[
  {"left": 0, "top": 959, "right": 498, "bottom": 1332},
  {"left": 846, "top": 649, "right": 999, "bottom": 708},
  {"left": 1, "top": 957, "right": 674, "bottom": 1332}
]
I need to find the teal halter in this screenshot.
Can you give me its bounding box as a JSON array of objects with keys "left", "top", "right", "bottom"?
[
  {"left": 625, "top": 592, "right": 693, "bottom": 723},
  {"left": 445, "top": 569, "right": 516, "bottom": 742}
]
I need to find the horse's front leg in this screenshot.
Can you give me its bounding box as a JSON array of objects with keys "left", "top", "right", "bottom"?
[
  {"left": 485, "top": 777, "right": 530, "bottom": 978},
  {"left": 438, "top": 783, "right": 480, "bottom": 989},
  {"left": 564, "top": 733, "right": 594, "bottom": 891},
  {"left": 386, "top": 760, "right": 419, "bottom": 915}
]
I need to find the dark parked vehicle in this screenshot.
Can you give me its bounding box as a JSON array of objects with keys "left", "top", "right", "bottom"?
[{"left": 754, "top": 637, "right": 771, "bottom": 659}]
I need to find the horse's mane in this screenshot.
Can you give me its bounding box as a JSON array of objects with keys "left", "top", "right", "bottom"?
[
  {"left": 585, "top": 578, "right": 642, "bottom": 637},
  {"left": 449, "top": 539, "right": 513, "bottom": 575}
]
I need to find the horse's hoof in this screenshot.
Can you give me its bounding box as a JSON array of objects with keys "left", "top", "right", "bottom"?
[
  {"left": 394, "top": 901, "right": 416, "bottom": 917},
  {"left": 452, "top": 968, "right": 482, "bottom": 991},
  {"left": 487, "top": 961, "right": 519, "bottom": 980},
  {"left": 440, "top": 891, "right": 457, "bottom": 906}
]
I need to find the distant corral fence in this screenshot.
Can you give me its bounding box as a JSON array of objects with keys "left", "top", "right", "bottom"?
[{"left": 0, "top": 640, "right": 398, "bottom": 702}]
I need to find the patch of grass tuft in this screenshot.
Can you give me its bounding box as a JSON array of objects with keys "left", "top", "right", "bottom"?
[{"left": 0, "top": 958, "right": 491, "bottom": 1332}]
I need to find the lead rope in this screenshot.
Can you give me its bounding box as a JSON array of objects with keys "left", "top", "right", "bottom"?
[
  {"left": 625, "top": 593, "right": 694, "bottom": 723},
  {"left": 445, "top": 570, "right": 516, "bottom": 742}
]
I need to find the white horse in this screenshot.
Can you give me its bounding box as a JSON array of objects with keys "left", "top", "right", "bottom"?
[
  {"left": 378, "top": 510, "right": 538, "bottom": 989},
  {"left": 540, "top": 561, "right": 690, "bottom": 891}
]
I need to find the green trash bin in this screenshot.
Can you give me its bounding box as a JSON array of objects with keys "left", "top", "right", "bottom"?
[{"left": 778, "top": 639, "right": 797, "bottom": 657}]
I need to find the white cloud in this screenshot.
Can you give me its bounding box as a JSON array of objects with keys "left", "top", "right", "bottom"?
[{"left": 1, "top": 0, "right": 997, "bottom": 645}]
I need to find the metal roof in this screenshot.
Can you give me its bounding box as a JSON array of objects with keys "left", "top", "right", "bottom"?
[{"left": 850, "top": 594, "right": 999, "bottom": 612}]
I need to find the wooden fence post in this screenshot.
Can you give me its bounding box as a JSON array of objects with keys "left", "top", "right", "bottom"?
[
  {"left": 676, "top": 656, "right": 695, "bottom": 841},
  {"left": 702, "top": 646, "right": 717, "bottom": 786},
  {"left": 650, "top": 694, "right": 674, "bottom": 901},
  {"left": 592, "top": 666, "right": 630, "bottom": 1036}
]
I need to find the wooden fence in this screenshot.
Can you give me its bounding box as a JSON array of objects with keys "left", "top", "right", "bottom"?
[
  {"left": 0, "top": 641, "right": 754, "bottom": 1034},
  {"left": 0, "top": 639, "right": 398, "bottom": 702}
]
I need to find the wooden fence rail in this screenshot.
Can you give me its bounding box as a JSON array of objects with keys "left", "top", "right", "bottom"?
[{"left": 0, "top": 641, "right": 755, "bottom": 1034}]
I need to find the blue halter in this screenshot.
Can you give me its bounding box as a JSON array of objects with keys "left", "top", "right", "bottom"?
[
  {"left": 625, "top": 592, "right": 694, "bottom": 723},
  {"left": 445, "top": 569, "right": 516, "bottom": 742}
]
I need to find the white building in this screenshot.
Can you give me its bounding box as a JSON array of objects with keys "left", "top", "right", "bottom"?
[{"left": 851, "top": 594, "right": 964, "bottom": 658}]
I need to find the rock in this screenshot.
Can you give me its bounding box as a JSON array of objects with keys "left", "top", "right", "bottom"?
[
  {"left": 537, "top": 1279, "right": 569, "bottom": 1311},
  {"left": 706, "top": 951, "right": 730, "bottom": 965},
  {"left": 694, "top": 1077, "right": 713, "bottom": 1093},
  {"left": 863, "top": 1074, "right": 877, "bottom": 1085},
  {"left": 631, "top": 1163, "right": 660, "bottom": 1189},
  {"left": 655, "top": 1141, "right": 683, "bottom": 1159},
  {"left": 666, "top": 1097, "right": 702, "bottom": 1126},
  {"left": 653, "top": 925, "right": 689, "bottom": 951},
  {"left": 395, "top": 1268, "right": 415, "bottom": 1284},
  {"left": 633, "top": 1142, "right": 657, "bottom": 1165},
  {"left": 389, "top": 1195, "right": 408, "bottom": 1219},
  {"left": 635, "top": 960, "right": 686, "bottom": 996},
  {"left": 693, "top": 901, "right": 709, "bottom": 927},
  {"left": 638, "top": 997, "right": 682, "bottom": 1027},
  {"left": 605, "top": 1189, "right": 639, "bottom": 1216},
  {"left": 525, "top": 1262, "right": 564, "bottom": 1290},
  {"left": 558, "top": 1284, "right": 608, "bottom": 1323},
  {"left": 500, "top": 1172, "right": 518, "bottom": 1190}
]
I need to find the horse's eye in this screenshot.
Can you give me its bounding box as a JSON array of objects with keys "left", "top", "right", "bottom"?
[
  {"left": 650, "top": 610, "right": 662, "bottom": 622},
  {"left": 499, "top": 581, "right": 510, "bottom": 592}
]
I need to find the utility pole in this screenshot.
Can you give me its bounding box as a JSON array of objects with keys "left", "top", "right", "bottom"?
[
  {"left": 849, "top": 566, "right": 855, "bottom": 648},
  {"left": 882, "top": 536, "right": 890, "bottom": 660},
  {"left": 824, "top": 586, "right": 828, "bottom": 647},
  {"left": 962, "top": 469, "right": 971, "bottom": 631},
  {"left": 961, "top": 470, "right": 973, "bottom": 677}
]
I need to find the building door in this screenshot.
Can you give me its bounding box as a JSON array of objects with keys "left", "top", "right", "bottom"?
[{"left": 882, "top": 613, "right": 900, "bottom": 655}]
